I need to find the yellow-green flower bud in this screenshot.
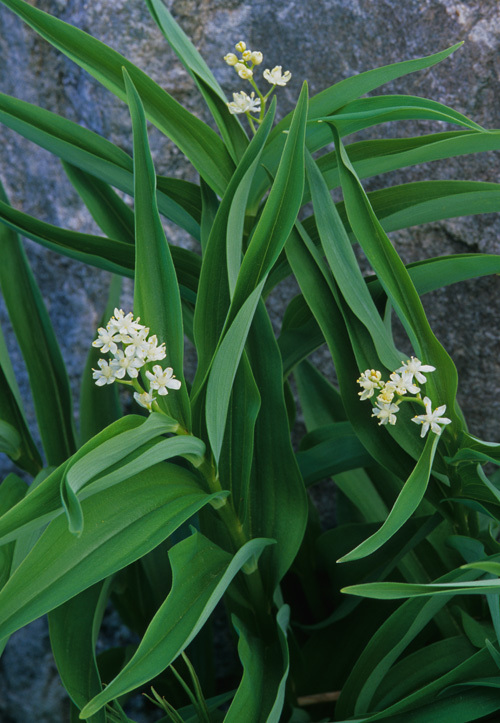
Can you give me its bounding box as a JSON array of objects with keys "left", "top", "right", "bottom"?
[
  {"left": 224, "top": 52, "right": 238, "bottom": 66},
  {"left": 235, "top": 41, "right": 246, "bottom": 52}
]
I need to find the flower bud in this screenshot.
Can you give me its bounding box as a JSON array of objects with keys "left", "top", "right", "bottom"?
[
  {"left": 242, "top": 50, "right": 252, "bottom": 61},
  {"left": 235, "top": 62, "right": 253, "bottom": 79},
  {"left": 250, "top": 51, "right": 263, "bottom": 65},
  {"left": 224, "top": 52, "right": 238, "bottom": 66},
  {"left": 235, "top": 41, "right": 246, "bottom": 52}
]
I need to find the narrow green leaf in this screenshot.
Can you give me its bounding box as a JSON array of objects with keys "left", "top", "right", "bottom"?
[
  {"left": 0, "top": 196, "right": 134, "bottom": 277},
  {"left": 338, "top": 434, "right": 439, "bottom": 562},
  {"left": 250, "top": 43, "right": 464, "bottom": 207},
  {"left": 0, "top": 92, "right": 200, "bottom": 239},
  {"left": 124, "top": 69, "right": 191, "bottom": 429},
  {"left": 0, "top": 0, "right": 234, "bottom": 194},
  {"left": 79, "top": 534, "right": 273, "bottom": 718},
  {"left": 0, "top": 462, "right": 220, "bottom": 640},
  {"left": 144, "top": 0, "right": 248, "bottom": 162},
  {"left": 330, "top": 124, "right": 461, "bottom": 433},
  {"left": 0, "top": 181, "right": 76, "bottom": 465},
  {"left": 0, "top": 324, "right": 42, "bottom": 474}
]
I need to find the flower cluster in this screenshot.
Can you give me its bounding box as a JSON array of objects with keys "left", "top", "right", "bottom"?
[
  {"left": 357, "top": 357, "right": 451, "bottom": 438},
  {"left": 92, "top": 309, "right": 181, "bottom": 412},
  {"left": 224, "top": 40, "right": 291, "bottom": 129}
]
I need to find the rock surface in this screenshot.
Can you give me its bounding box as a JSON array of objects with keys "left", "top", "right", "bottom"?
[{"left": 0, "top": 0, "right": 500, "bottom": 719}]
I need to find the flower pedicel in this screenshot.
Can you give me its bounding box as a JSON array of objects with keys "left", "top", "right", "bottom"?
[{"left": 92, "top": 308, "right": 181, "bottom": 412}]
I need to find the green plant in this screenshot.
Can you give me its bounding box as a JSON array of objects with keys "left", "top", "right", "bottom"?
[{"left": 1, "top": 1, "right": 500, "bottom": 721}]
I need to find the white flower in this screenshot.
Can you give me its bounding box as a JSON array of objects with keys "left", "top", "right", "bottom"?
[
  {"left": 144, "top": 335, "right": 167, "bottom": 362},
  {"left": 357, "top": 369, "right": 383, "bottom": 400},
  {"left": 133, "top": 390, "right": 156, "bottom": 411},
  {"left": 372, "top": 399, "right": 400, "bottom": 426},
  {"left": 92, "top": 326, "right": 118, "bottom": 355},
  {"left": 263, "top": 66, "right": 292, "bottom": 86},
  {"left": 250, "top": 51, "right": 263, "bottom": 65},
  {"left": 124, "top": 326, "right": 151, "bottom": 359},
  {"left": 108, "top": 308, "right": 143, "bottom": 338},
  {"left": 242, "top": 50, "right": 252, "bottom": 61},
  {"left": 224, "top": 52, "right": 238, "bottom": 66},
  {"left": 397, "top": 356, "right": 436, "bottom": 385},
  {"left": 110, "top": 349, "right": 144, "bottom": 379},
  {"left": 146, "top": 365, "right": 182, "bottom": 396},
  {"left": 388, "top": 371, "right": 421, "bottom": 396},
  {"left": 227, "top": 91, "right": 261, "bottom": 115},
  {"left": 92, "top": 359, "right": 116, "bottom": 386},
  {"left": 235, "top": 41, "right": 246, "bottom": 52},
  {"left": 412, "top": 396, "right": 451, "bottom": 437},
  {"left": 235, "top": 62, "right": 253, "bottom": 79}
]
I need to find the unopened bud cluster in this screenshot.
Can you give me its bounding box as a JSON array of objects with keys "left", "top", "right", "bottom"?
[
  {"left": 357, "top": 357, "right": 451, "bottom": 437},
  {"left": 224, "top": 40, "right": 291, "bottom": 125},
  {"left": 92, "top": 309, "right": 181, "bottom": 412}
]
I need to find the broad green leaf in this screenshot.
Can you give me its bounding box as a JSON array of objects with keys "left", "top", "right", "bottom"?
[
  {"left": 242, "top": 301, "right": 309, "bottom": 591},
  {"left": 48, "top": 581, "right": 109, "bottom": 723},
  {"left": 278, "top": 298, "right": 326, "bottom": 378},
  {"left": 0, "top": 462, "right": 221, "bottom": 640},
  {"left": 60, "top": 413, "right": 204, "bottom": 534},
  {"left": 79, "top": 534, "right": 273, "bottom": 718},
  {"left": 144, "top": 0, "right": 248, "bottom": 163},
  {"left": 337, "top": 434, "right": 439, "bottom": 562},
  {"left": 250, "top": 43, "right": 464, "bottom": 206},
  {"left": 0, "top": 181, "right": 76, "bottom": 465},
  {"left": 0, "top": 0, "right": 234, "bottom": 195},
  {"left": 0, "top": 416, "right": 143, "bottom": 544},
  {"left": 124, "top": 70, "right": 190, "bottom": 429},
  {"left": 224, "top": 606, "right": 290, "bottom": 723},
  {"left": 0, "top": 92, "right": 200, "bottom": 239},
  {"left": 0, "top": 324, "right": 42, "bottom": 474},
  {"left": 296, "top": 422, "right": 374, "bottom": 486}
]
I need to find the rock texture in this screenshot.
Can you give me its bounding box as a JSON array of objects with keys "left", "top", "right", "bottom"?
[{"left": 0, "top": 0, "right": 500, "bottom": 719}]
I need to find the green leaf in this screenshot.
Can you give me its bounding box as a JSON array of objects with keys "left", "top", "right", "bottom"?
[
  {"left": 0, "top": 195, "right": 134, "bottom": 277},
  {"left": 0, "top": 462, "right": 220, "bottom": 640},
  {"left": 144, "top": 0, "right": 248, "bottom": 163},
  {"left": 60, "top": 413, "right": 204, "bottom": 534},
  {"left": 330, "top": 124, "right": 461, "bottom": 434},
  {"left": 224, "top": 606, "right": 290, "bottom": 723},
  {"left": 250, "top": 43, "right": 464, "bottom": 207},
  {"left": 0, "top": 92, "right": 200, "bottom": 239},
  {"left": 48, "top": 581, "right": 109, "bottom": 722},
  {"left": 296, "top": 421, "right": 374, "bottom": 486},
  {"left": 0, "top": 0, "right": 234, "bottom": 195},
  {"left": 0, "top": 181, "right": 76, "bottom": 465},
  {"left": 312, "top": 130, "right": 500, "bottom": 196},
  {"left": 305, "top": 150, "right": 399, "bottom": 370},
  {"left": 124, "top": 69, "right": 191, "bottom": 429},
  {"left": 79, "top": 534, "right": 273, "bottom": 718},
  {"left": 0, "top": 324, "right": 42, "bottom": 474},
  {"left": 336, "top": 566, "right": 483, "bottom": 718},
  {"left": 337, "top": 434, "right": 439, "bottom": 563}
]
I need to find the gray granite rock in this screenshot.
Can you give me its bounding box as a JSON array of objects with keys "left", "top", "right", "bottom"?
[{"left": 0, "top": 0, "right": 500, "bottom": 719}]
